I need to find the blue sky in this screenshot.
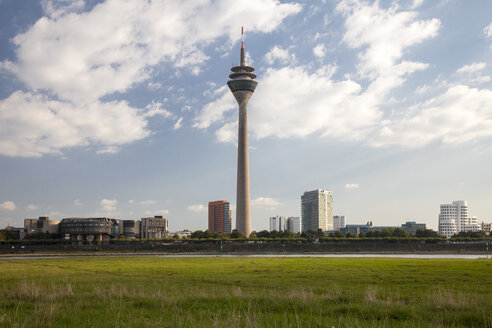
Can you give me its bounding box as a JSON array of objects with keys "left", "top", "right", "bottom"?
[{"left": 1, "top": 0, "right": 492, "bottom": 232}]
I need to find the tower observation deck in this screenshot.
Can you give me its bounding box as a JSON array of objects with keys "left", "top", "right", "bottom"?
[{"left": 227, "top": 27, "right": 257, "bottom": 237}]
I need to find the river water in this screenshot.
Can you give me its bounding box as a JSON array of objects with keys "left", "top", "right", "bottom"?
[{"left": 0, "top": 253, "right": 488, "bottom": 259}]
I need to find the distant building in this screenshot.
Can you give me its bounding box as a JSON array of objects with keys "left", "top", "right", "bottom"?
[
  {"left": 301, "top": 189, "right": 333, "bottom": 232},
  {"left": 438, "top": 200, "right": 481, "bottom": 238},
  {"left": 208, "top": 201, "right": 232, "bottom": 234},
  {"left": 59, "top": 218, "right": 122, "bottom": 242},
  {"left": 122, "top": 220, "right": 140, "bottom": 239},
  {"left": 171, "top": 230, "right": 192, "bottom": 239},
  {"left": 141, "top": 216, "right": 168, "bottom": 239},
  {"left": 333, "top": 215, "right": 345, "bottom": 231},
  {"left": 4, "top": 226, "right": 27, "bottom": 240},
  {"left": 481, "top": 222, "right": 491, "bottom": 235},
  {"left": 286, "top": 217, "right": 301, "bottom": 234},
  {"left": 341, "top": 224, "right": 371, "bottom": 236},
  {"left": 269, "top": 216, "right": 287, "bottom": 232},
  {"left": 24, "top": 216, "right": 59, "bottom": 234},
  {"left": 401, "top": 221, "right": 426, "bottom": 235}
]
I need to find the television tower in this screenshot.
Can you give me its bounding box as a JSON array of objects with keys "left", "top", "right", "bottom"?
[{"left": 227, "top": 27, "right": 258, "bottom": 237}]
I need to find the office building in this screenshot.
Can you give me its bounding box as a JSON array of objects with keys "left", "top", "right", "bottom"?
[
  {"left": 333, "top": 215, "right": 345, "bottom": 231},
  {"left": 24, "top": 216, "right": 60, "bottom": 234},
  {"left": 301, "top": 189, "right": 333, "bottom": 232},
  {"left": 438, "top": 200, "right": 481, "bottom": 238},
  {"left": 286, "top": 217, "right": 301, "bottom": 234},
  {"left": 122, "top": 220, "right": 140, "bottom": 239},
  {"left": 141, "top": 216, "right": 168, "bottom": 239},
  {"left": 59, "top": 217, "right": 122, "bottom": 242},
  {"left": 208, "top": 201, "right": 232, "bottom": 234},
  {"left": 227, "top": 28, "right": 258, "bottom": 237},
  {"left": 269, "top": 216, "right": 287, "bottom": 232}
]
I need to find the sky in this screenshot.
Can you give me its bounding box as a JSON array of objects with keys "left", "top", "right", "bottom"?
[{"left": 1, "top": 0, "right": 492, "bottom": 232}]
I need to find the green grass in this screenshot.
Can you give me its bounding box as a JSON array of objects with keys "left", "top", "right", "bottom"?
[{"left": 0, "top": 257, "right": 490, "bottom": 327}]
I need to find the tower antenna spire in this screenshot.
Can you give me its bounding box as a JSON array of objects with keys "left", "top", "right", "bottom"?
[{"left": 240, "top": 26, "right": 245, "bottom": 66}]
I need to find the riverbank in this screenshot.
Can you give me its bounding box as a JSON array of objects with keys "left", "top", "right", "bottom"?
[{"left": 0, "top": 257, "right": 490, "bottom": 327}]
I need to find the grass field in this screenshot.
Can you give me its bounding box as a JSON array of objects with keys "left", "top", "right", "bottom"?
[{"left": 0, "top": 257, "right": 490, "bottom": 327}]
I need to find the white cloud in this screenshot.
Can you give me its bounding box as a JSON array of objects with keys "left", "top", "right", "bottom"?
[
  {"left": 415, "top": 85, "right": 430, "bottom": 94},
  {"left": 196, "top": 0, "right": 441, "bottom": 146},
  {"left": 138, "top": 200, "right": 157, "bottom": 206},
  {"left": 337, "top": 0, "right": 439, "bottom": 98},
  {"left": 173, "top": 117, "right": 183, "bottom": 130},
  {"left": 41, "top": 0, "right": 85, "bottom": 18},
  {"left": 4, "top": 0, "right": 301, "bottom": 103},
  {"left": 484, "top": 22, "right": 492, "bottom": 38},
  {"left": 312, "top": 44, "right": 326, "bottom": 58},
  {"left": 251, "top": 197, "right": 282, "bottom": 209},
  {"left": 144, "top": 101, "right": 172, "bottom": 119},
  {"left": 187, "top": 204, "right": 207, "bottom": 212},
  {"left": 264, "top": 46, "right": 295, "bottom": 65},
  {"left": 193, "top": 86, "right": 235, "bottom": 129},
  {"left": 26, "top": 204, "right": 39, "bottom": 211},
  {"left": 215, "top": 121, "right": 238, "bottom": 144},
  {"left": 345, "top": 183, "right": 360, "bottom": 189},
  {"left": 369, "top": 85, "right": 492, "bottom": 147},
  {"left": 250, "top": 65, "right": 372, "bottom": 141},
  {"left": 73, "top": 199, "right": 83, "bottom": 206},
  {"left": 457, "top": 62, "right": 486, "bottom": 74},
  {"left": 147, "top": 81, "right": 162, "bottom": 90},
  {"left": 0, "top": 91, "right": 149, "bottom": 157},
  {"left": 1, "top": 0, "right": 301, "bottom": 158},
  {"left": 128, "top": 200, "right": 134, "bottom": 204},
  {"left": 411, "top": 0, "right": 425, "bottom": 10},
  {"left": 456, "top": 62, "right": 490, "bottom": 85},
  {"left": 100, "top": 198, "right": 117, "bottom": 213},
  {"left": 0, "top": 201, "right": 16, "bottom": 211}
]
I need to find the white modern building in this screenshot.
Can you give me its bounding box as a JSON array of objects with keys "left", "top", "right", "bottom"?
[
  {"left": 269, "top": 216, "right": 287, "bottom": 232},
  {"left": 301, "top": 189, "right": 333, "bottom": 232},
  {"left": 438, "top": 200, "right": 481, "bottom": 238},
  {"left": 333, "top": 215, "right": 345, "bottom": 231}
]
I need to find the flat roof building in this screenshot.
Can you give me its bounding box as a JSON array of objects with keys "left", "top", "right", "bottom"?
[
  {"left": 208, "top": 201, "right": 232, "bottom": 234},
  {"left": 301, "top": 189, "right": 333, "bottom": 232},
  {"left": 141, "top": 216, "right": 168, "bottom": 239}
]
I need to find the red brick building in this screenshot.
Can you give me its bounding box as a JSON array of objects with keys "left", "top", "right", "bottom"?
[{"left": 208, "top": 200, "right": 232, "bottom": 233}]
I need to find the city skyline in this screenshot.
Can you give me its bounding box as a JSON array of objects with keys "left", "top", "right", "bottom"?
[{"left": 1, "top": 0, "right": 492, "bottom": 232}]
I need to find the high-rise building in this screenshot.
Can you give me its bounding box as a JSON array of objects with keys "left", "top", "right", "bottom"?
[
  {"left": 227, "top": 27, "right": 258, "bottom": 237},
  {"left": 208, "top": 201, "right": 232, "bottom": 234},
  {"left": 333, "top": 215, "right": 345, "bottom": 231},
  {"left": 438, "top": 200, "right": 480, "bottom": 238},
  {"left": 301, "top": 189, "right": 333, "bottom": 232},
  {"left": 269, "top": 216, "right": 287, "bottom": 232},
  {"left": 286, "top": 217, "right": 301, "bottom": 234}
]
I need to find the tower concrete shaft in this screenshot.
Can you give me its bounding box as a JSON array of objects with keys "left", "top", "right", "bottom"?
[{"left": 227, "top": 28, "right": 257, "bottom": 237}]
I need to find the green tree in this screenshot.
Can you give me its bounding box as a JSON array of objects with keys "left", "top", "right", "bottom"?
[
  {"left": 392, "top": 228, "right": 409, "bottom": 237},
  {"left": 415, "top": 229, "right": 440, "bottom": 238},
  {"left": 230, "top": 230, "right": 246, "bottom": 239}
]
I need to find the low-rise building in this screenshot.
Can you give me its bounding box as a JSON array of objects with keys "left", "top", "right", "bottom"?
[
  {"left": 24, "top": 216, "right": 59, "bottom": 234},
  {"left": 122, "top": 220, "right": 140, "bottom": 239},
  {"left": 141, "top": 216, "right": 168, "bottom": 239},
  {"left": 481, "top": 222, "right": 491, "bottom": 235},
  {"left": 401, "top": 221, "right": 426, "bottom": 235},
  {"left": 59, "top": 218, "right": 122, "bottom": 242}
]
